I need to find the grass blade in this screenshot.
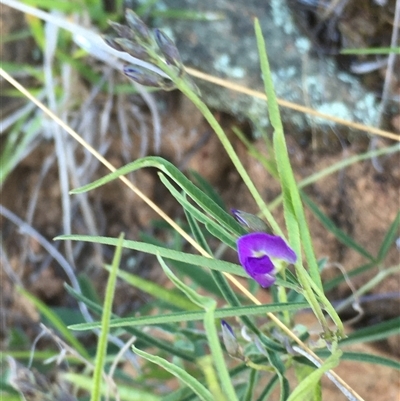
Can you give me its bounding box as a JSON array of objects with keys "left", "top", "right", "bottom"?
[
  {"left": 340, "top": 317, "right": 400, "bottom": 346},
  {"left": 64, "top": 284, "right": 196, "bottom": 361},
  {"left": 156, "top": 255, "right": 238, "bottom": 401},
  {"left": 287, "top": 349, "right": 342, "bottom": 401},
  {"left": 254, "top": 18, "right": 344, "bottom": 339},
  {"left": 69, "top": 302, "right": 308, "bottom": 331},
  {"left": 317, "top": 350, "right": 400, "bottom": 370},
  {"left": 90, "top": 233, "right": 124, "bottom": 401},
  {"left": 70, "top": 156, "right": 246, "bottom": 237},
  {"left": 55, "top": 234, "right": 245, "bottom": 276},
  {"left": 103, "top": 265, "right": 200, "bottom": 311},
  {"left": 17, "top": 287, "right": 89, "bottom": 359},
  {"left": 131, "top": 345, "right": 214, "bottom": 401},
  {"left": 377, "top": 211, "right": 400, "bottom": 261}
]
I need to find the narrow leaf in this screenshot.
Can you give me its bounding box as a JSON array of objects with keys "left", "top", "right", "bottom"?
[
  {"left": 287, "top": 350, "right": 342, "bottom": 401},
  {"left": 17, "top": 287, "right": 89, "bottom": 359},
  {"left": 103, "top": 265, "right": 200, "bottom": 311},
  {"left": 64, "top": 284, "right": 196, "bottom": 361},
  {"left": 69, "top": 302, "right": 308, "bottom": 331},
  {"left": 131, "top": 345, "right": 214, "bottom": 401},
  {"left": 90, "top": 233, "right": 123, "bottom": 401},
  {"left": 69, "top": 156, "right": 246, "bottom": 237},
  {"left": 317, "top": 350, "right": 400, "bottom": 370},
  {"left": 55, "top": 234, "right": 245, "bottom": 277},
  {"left": 340, "top": 317, "right": 400, "bottom": 346},
  {"left": 377, "top": 211, "right": 400, "bottom": 261}
]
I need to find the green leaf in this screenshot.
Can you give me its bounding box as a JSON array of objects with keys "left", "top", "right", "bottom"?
[
  {"left": 64, "top": 284, "right": 196, "bottom": 362},
  {"left": 287, "top": 349, "right": 342, "bottom": 401},
  {"left": 91, "top": 233, "right": 123, "bottom": 401},
  {"left": 131, "top": 345, "right": 214, "bottom": 401},
  {"left": 301, "top": 191, "right": 375, "bottom": 261},
  {"left": 1, "top": 113, "right": 43, "bottom": 185},
  {"left": 294, "top": 363, "right": 321, "bottom": 401},
  {"left": 188, "top": 170, "right": 226, "bottom": 210},
  {"left": 77, "top": 274, "right": 101, "bottom": 305},
  {"left": 254, "top": 19, "right": 323, "bottom": 290},
  {"left": 55, "top": 234, "right": 245, "bottom": 276},
  {"left": 264, "top": 348, "right": 289, "bottom": 401},
  {"left": 317, "top": 350, "right": 400, "bottom": 370},
  {"left": 103, "top": 264, "right": 200, "bottom": 311},
  {"left": 23, "top": 0, "right": 83, "bottom": 13},
  {"left": 340, "top": 317, "right": 400, "bottom": 346},
  {"left": 69, "top": 302, "right": 308, "bottom": 331},
  {"left": 254, "top": 18, "right": 343, "bottom": 339},
  {"left": 158, "top": 173, "right": 236, "bottom": 248},
  {"left": 139, "top": 233, "right": 223, "bottom": 298},
  {"left": 16, "top": 287, "right": 89, "bottom": 359},
  {"left": 184, "top": 199, "right": 212, "bottom": 253},
  {"left": 69, "top": 156, "right": 245, "bottom": 237},
  {"left": 242, "top": 369, "right": 258, "bottom": 401},
  {"left": 63, "top": 372, "right": 161, "bottom": 401},
  {"left": 377, "top": 211, "right": 400, "bottom": 261},
  {"left": 255, "top": 374, "right": 279, "bottom": 401},
  {"left": 156, "top": 255, "right": 238, "bottom": 401}
]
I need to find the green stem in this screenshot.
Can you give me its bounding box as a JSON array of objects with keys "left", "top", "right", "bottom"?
[
  {"left": 277, "top": 274, "right": 291, "bottom": 326},
  {"left": 246, "top": 358, "right": 274, "bottom": 372},
  {"left": 179, "top": 81, "right": 283, "bottom": 237},
  {"left": 150, "top": 52, "right": 283, "bottom": 237}
]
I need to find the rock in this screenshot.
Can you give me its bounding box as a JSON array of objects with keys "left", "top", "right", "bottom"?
[{"left": 139, "top": 0, "right": 379, "bottom": 138}]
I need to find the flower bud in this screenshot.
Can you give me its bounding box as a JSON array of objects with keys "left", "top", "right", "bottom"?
[
  {"left": 108, "top": 21, "right": 135, "bottom": 41},
  {"left": 231, "top": 209, "right": 270, "bottom": 232},
  {"left": 123, "top": 65, "right": 163, "bottom": 87},
  {"left": 123, "top": 65, "right": 175, "bottom": 90},
  {"left": 221, "top": 320, "right": 244, "bottom": 360},
  {"left": 103, "top": 35, "right": 124, "bottom": 52},
  {"left": 125, "top": 10, "right": 152, "bottom": 44},
  {"left": 114, "top": 38, "right": 149, "bottom": 60},
  {"left": 154, "top": 28, "right": 183, "bottom": 69}
]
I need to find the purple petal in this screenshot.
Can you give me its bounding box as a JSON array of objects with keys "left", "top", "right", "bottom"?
[
  {"left": 221, "top": 320, "right": 234, "bottom": 336},
  {"left": 253, "top": 272, "right": 276, "bottom": 288},
  {"left": 243, "top": 255, "right": 276, "bottom": 288},
  {"left": 237, "top": 232, "right": 297, "bottom": 264},
  {"left": 231, "top": 209, "right": 248, "bottom": 226}
]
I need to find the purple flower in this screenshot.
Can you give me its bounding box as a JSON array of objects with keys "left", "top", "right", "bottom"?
[{"left": 237, "top": 232, "right": 297, "bottom": 288}]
